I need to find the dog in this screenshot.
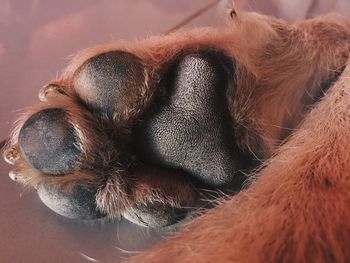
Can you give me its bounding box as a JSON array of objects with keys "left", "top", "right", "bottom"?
[{"left": 3, "top": 9, "right": 350, "bottom": 262}]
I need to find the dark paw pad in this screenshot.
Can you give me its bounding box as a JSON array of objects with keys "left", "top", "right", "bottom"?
[
  {"left": 136, "top": 51, "right": 240, "bottom": 187},
  {"left": 37, "top": 184, "right": 105, "bottom": 220},
  {"left": 123, "top": 202, "right": 187, "bottom": 228},
  {"left": 18, "top": 108, "right": 81, "bottom": 175},
  {"left": 73, "top": 51, "right": 146, "bottom": 117}
]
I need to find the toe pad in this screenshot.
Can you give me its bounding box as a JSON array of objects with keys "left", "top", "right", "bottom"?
[
  {"left": 19, "top": 108, "right": 81, "bottom": 175},
  {"left": 73, "top": 51, "right": 146, "bottom": 118},
  {"left": 38, "top": 184, "right": 105, "bottom": 220}
]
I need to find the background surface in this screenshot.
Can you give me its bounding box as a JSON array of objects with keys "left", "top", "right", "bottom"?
[{"left": 1, "top": 1, "right": 349, "bottom": 262}]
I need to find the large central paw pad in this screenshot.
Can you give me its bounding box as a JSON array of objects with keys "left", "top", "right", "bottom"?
[{"left": 136, "top": 52, "right": 239, "bottom": 186}]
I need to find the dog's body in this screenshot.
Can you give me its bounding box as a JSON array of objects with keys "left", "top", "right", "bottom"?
[{"left": 4, "top": 10, "right": 350, "bottom": 262}]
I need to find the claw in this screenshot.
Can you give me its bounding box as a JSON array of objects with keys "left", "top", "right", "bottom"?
[
  {"left": 38, "top": 83, "right": 67, "bottom": 102},
  {"left": 3, "top": 145, "right": 20, "bottom": 165},
  {"left": 8, "top": 169, "right": 26, "bottom": 183},
  {"left": 8, "top": 169, "right": 18, "bottom": 181}
]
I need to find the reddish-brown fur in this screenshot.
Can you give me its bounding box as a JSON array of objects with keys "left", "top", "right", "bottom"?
[
  {"left": 4, "top": 10, "right": 350, "bottom": 262},
  {"left": 125, "top": 64, "right": 350, "bottom": 263},
  {"left": 123, "top": 12, "right": 350, "bottom": 263}
]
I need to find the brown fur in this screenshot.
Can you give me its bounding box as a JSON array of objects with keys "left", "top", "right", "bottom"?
[
  {"left": 122, "top": 12, "right": 350, "bottom": 263},
  {"left": 4, "top": 10, "right": 350, "bottom": 262},
  {"left": 125, "top": 62, "right": 350, "bottom": 263}
]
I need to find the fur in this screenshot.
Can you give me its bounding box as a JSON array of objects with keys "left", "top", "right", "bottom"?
[{"left": 4, "top": 10, "right": 350, "bottom": 262}]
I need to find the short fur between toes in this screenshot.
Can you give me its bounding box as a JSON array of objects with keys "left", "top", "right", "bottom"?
[{"left": 4, "top": 10, "right": 350, "bottom": 263}]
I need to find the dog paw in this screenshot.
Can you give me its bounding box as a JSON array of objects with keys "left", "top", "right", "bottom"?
[{"left": 4, "top": 41, "right": 252, "bottom": 227}]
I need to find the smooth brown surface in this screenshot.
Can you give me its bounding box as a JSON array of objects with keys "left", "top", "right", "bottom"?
[{"left": 1, "top": 1, "right": 349, "bottom": 262}]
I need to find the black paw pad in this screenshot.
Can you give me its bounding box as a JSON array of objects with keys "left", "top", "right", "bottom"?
[
  {"left": 136, "top": 51, "right": 239, "bottom": 187},
  {"left": 37, "top": 184, "right": 105, "bottom": 220},
  {"left": 123, "top": 202, "right": 187, "bottom": 228},
  {"left": 73, "top": 51, "right": 145, "bottom": 117},
  {"left": 18, "top": 108, "right": 81, "bottom": 175}
]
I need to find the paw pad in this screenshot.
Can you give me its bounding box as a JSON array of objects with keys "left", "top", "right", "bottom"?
[
  {"left": 18, "top": 108, "right": 81, "bottom": 175},
  {"left": 73, "top": 51, "right": 146, "bottom": 118}
]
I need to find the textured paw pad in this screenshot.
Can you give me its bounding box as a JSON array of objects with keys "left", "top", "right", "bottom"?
[
  {"left": 123, "top": 202, "right": 187, "bottom": 228},
  {"left": 18, "top": 108, "right": 81, "bottom": 175},
  {"left": 73, "top": 51, "right": 146, "bottom": 118},
  {"left": 38, "top": 184, "right": 105, "bottom": 220},
  {"left": 136, "top": 51, "right": 239, "bottom": 187}
]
